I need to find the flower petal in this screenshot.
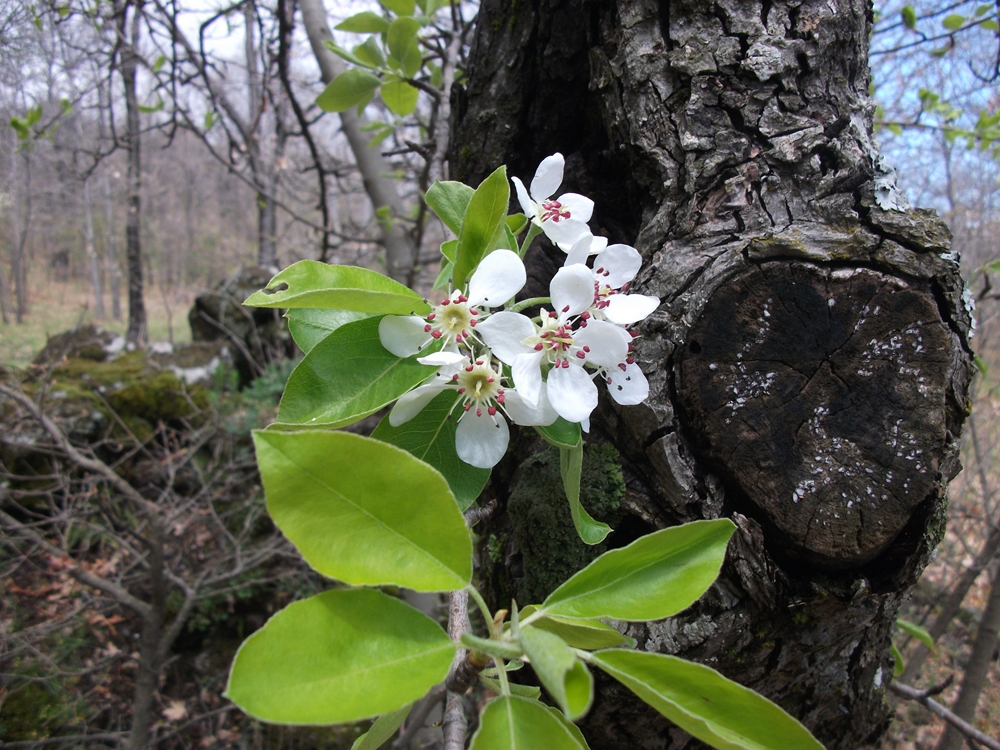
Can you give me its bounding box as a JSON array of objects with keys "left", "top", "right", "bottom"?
[
  {"left": 603, "top": 294, "right": 660, "bottom": 326},
  {"left": 417, "top": 350, "right": 466, "bottom": 367},
  {"left": 547, "top": 365, "right": 598, "bottom": 424},
  {"left": 456, "top": 411, "right": 510, "bottom": 469},
  {"left": 550, "top": 264, "right": 596, "bottom": 319},
  {"left": 563, "top": 233, "right": 594, "bottom": 267},
  {"left": 529, "top": 153, "right": 564, "bottom": 201},
  {"left": 503, "top": 384, "right": 558, "bottom": 426},
  {"left": 542, "top": 217, "right": 590, "bottom": 247},
  {"left": 475, "top": 312, "right": 536, "bottom": 364},
  {"left": 512, "top": 350, "right": 545, "bottom": 407},
  {"left": 575, "top": 319, "right": 630, "bottom": 369},
  {"left": 511, "top": 176, "right": 535, "bottom": 217},
  {"left": 467, "top": 249, "right": 526, "bottom": 308},
  {"left": 379, "top": 315, "right": 431, "bottom": 358},
  {"left": 558, "top": 192, "right": 594, "bottom": 224},
  {"left": 608, "top": 362, "right": 649, "bottom": 405},
  {"left": 595, "top": 244, "right": 642, "bottom": 289},
  {"left": 389, "top": 381, "right": 452, "bottom": 425}
]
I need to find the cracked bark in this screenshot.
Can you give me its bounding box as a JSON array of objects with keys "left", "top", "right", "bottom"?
[{"left": 452, "top": 1, "right": 973, "bottom": 748}]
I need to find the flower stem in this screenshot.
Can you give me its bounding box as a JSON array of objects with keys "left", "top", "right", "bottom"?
[
  {"left": 467, "top": 585, "right": 512, "bottom": 695},
  {"left": 507, "top": 296, "right": 551, "bottom": 313}
]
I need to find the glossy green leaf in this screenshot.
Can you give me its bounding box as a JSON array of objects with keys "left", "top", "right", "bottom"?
[
  {"left": 536, "top": 418, "right": 581, "bottom": 449},
  {"left": 470, "top": 695, "right": 589, "bottom": 750},
  {"left": 901, "top": 5, "right": 916, "bottom": 29},
  {"left": 561, "top": 444, "right": 611, "bottom": 545},
  {"left": 441, "top": 238, "right": 459, "bottom": 262},
  {"left": 382, "top": 78, "right": 419, "bottom": 115},
  {"left": 401, "top": 39, "right": 423, "bottom": 78},
  {"left": 324, "top": 41, "right": 371, "bottom": 68},
  {"left": 253, "top": 430, "right": 472, "bottom": 591},
  {"left": 354, "top": 38, "right": 386, "bottom": 68},
  {"left": 506, "top": 213, "right": 529, "bottom": 236},
  {"left": 277, "top": 317, "right": 436, "bottom": 428},
  {"left": 539, "top": 519, "right": 735, "bottom": 621},
  {"left": 381, "top": 0, "right": 416, "bottom": 15},
  {"left": 352, "top": 703, "right": 412, "bottom": 750},
  {"left": 285, "top": 309, "right": 377, "bottom": 353},
  {"left": 226, "top": 589, "right": 453, "bottom": 724},
  {"left": 317, "top": 69, "right": 382, "bottom": 113},
  {"left": 336, "top": 11, "right": 390, "bottom": 33},
  {"left": 425, "top": 0, "right": 450, "bottom": 15},
  {"left": 518, "top": 606, "right": 632, "bottom": 650},
  {"left": 433, "top": 259, "right": 454, "bottom": 290},
  {"left": 520, "top": 625, "right": 593, "bottom": 720},
  {"left": 454, "top": 166, "right": 509, "bottom": 287},
  {"left": 371, "top": 390, "right": 490, "bottom": 510},
  {"left": 480, "top": 676, "right": 542, "bottom": 699},
  {"left": 897, "top": 619, "right": 935, "bottom": 650},
  {"left": 387, "top": 17, "right": 421, "bottom": 62},
  {"left": 891, "top": 643, "right": 905, "bottom": 677},
  {"left": 244, "top": 261, "right": 429, "bottom": 314},
  {"left": 427, "top": 181, "right": 475, "bottom": 236},
  {"left": 591, "top": 650, "right": 824, "bottom": 750},
  {"left": 942, "top": 13, "right": 965, "bottom": 30}
]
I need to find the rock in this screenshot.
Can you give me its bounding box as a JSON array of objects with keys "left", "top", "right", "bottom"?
[
  {"left": 149, "top": 341, "right": 233, "bottom": 388},
  {"left": 32, "top": 324, "right": 125, "bottom": 366}
]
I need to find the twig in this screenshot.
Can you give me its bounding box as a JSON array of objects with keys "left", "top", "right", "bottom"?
[
  {"left": 0, "top": 732, "right": 124, "bottom": 748},
  {"left": 889, "top": 681, "right": 1000, "bottom": 750},
  {"left": 392, "top": 686, "right": 446, "bottom": 750},
  {"left": 442, "top": 589, "right": 470, "bottom": 750}
]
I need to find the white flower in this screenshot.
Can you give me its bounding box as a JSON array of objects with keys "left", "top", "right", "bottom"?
[
  {"left": 379, "top": 249, "right": 526, "bottom": 360},
  {"left": 389, "top": 354, "right": 557, "bottom": 469},
  {"left": 564, "top": 239, "right": 661, "bottom": 326},
  {"left": 512, "top": 153, "right": 593, "bottom": 248}
]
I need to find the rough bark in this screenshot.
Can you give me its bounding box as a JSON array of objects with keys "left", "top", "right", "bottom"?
[{"left": 452, "top": 1, "right": 973, "bottom": 748}]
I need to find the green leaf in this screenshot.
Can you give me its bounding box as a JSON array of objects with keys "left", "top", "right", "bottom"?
[
  {"left": 381, "top": 78, "right": 419, "bottom": 116},
  {"left": 591, "top": 650, "right": 824, "bottom": 750},
  {"left": 506, "top": 213, "right": 529, "bottom": 236},
  {"left": 402, "top": 39, "right": 423, "bottom": 78},
  {"left": 887, "top": 123, "right": 903, "bottom": 136},
  {"left": 980, "top": 18, "right": 999, "bottom": 32},
  {"left": 536, "top": 419, "right": 581, "bottom": 450},
  {"left": 204, "top": 111, "right": 218, "bottom": 130},
  {"left": 901, "top": 6, "right": 916, "bottom": 29},
  {"left": 276, "top": 316, "right": 436, "bottom": 428},
  {"left": 517, "top": 606, "right": 633, "bottom": 650},
  {"left": 897, "top": 619, "right": 935, "bottom": 650},
  {"left": 352, "top": 703, "right": 412, "bottom": 750},
  {"left": 519, "top": 626, "right": 593, "bottom": 720},
  {"left": 381, "top": 0, "right": 416, "bottom": 15},
  {"left": 480, "top": 677, "right": 542, "bottom": 699},
  {"left": 324, "top": 41, "right": 372, "bottom": 68},
  {"left": 285, "top": 308, "right": 377, "bottom": 354},
  {"left": 453, "top": 166, "right": 510, "bottom": 287},
  {"left": 943, "top": 14, "right": 965, "bottom": 30},
  {"left": 317, "top": 69, "right": 382, "bottom": 113},
  {"left": 244, "top": 261, "right": 429, "bottom": 314},
  {"left": 371, "top": 390, "right": 490, "bottom": 510},
  {"left": 369, "top": 124, "right": 396, "bottom": 147},
  {"left": 137, "top": 95, "right": 164, "bottom": 114},
  {"left": 425, "top": 0, "right": 450, "bottom": 15},
  {"left": 428, "top": 60, "right": 443, "bottom": 88},
  {"left": 336, "top": 11, "right": 390, "bottom": 33},
  {"left": 426, "top": 181, "right": 475, "bottom": 236},
  {"left": 469, "top": 695, "right": 590, "bottom": 750},
  {"left": 152, "top": 54, "right": 166, "bottom": 73},
  {"left": 387, "top": 17, "right": 421, "bottom": 62},
  {"left": 253, "top": 430, "right": 472, "bottom": 591},
  {"left": 355, "top": 37, "right": 386, "bottom": 68},
  {"left": 433, "top": 259, "right": 454, "bottom": 289},
  {"left": 974, "top": 355, "right": 988, "bottom": 376},
  {"left": 226, "top": 589, "right": 454, "bottom": 724},
  {"left": 441, "top": 238, "right": 459, "bottom": 262},
  {"left": 539, "top": 519, "right": 736, "bottom": 621},
  {"left": 561, "top": 444, "right": 611, "bottom": 545},
  {"left": 891, "top": 643, "right": 905, "bottom": 678}
]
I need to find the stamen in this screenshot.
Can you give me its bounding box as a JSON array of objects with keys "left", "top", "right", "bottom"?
[
  {"left": 534, "top": 343, "right": 544, "bottom": 351},
  {"left": 562, "top": 305, "right": 570, "bottom": 313},
  {"left": 442, "top": 299, "right": 450, "bottom": 305},
  {"left": 576, "top": 351, "right": 586, "bottom": 359},
  {"left": 426, "top": 313, "right": 436, "bottom": 320},
  {"left": 618, "top": 363, "right": 628, "bottom": 371},
  {"left": 626, "top": 357, "right": 635, "bottom": 364},
  {"left": 583, "top": 346, "right": 591, "bottom": 352},
  {"left": 424, "top": 324, "right": 433, "bottom": 332},
  {"left": 476, "top": 408, "right": 482, "bottom": 417},
  {"left": 465, "top": 365, "right": 474, "bottom": 372},
  {"left": 431, "top": 330, "right": 443, "bottom": 338},
  {"left": 488, "top": 406, "right": 497, "bottom": 416}
]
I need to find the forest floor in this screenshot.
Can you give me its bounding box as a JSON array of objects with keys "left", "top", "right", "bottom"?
[{"left": 0, "top": 274, "right": 197, "bottom": 368}]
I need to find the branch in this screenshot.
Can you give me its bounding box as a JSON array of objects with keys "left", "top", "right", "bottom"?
[
  {"left": 0, "top": 733, "right": 124, "bottom": 749},
  {"left": 889, "top": 681, "right": 1000, "bottom": 750}
]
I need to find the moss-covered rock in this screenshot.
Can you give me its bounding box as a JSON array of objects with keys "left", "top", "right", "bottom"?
[{"left": 32, "top": 324, "right": 123, "bottom": 366}]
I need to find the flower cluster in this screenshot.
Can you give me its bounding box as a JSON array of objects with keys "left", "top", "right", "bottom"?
[{"left": 379, "top": 153, "right": 659, "bottom": 468}]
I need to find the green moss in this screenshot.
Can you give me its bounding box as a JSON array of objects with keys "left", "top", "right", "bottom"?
[
  {"left": 506, "top": 443, "right": 625, "bottom": 605},
  {"left": 0, "top": 683, "right": 62, "bottom": 741},
  {"left": 487, "top": 534, "right": 504, "bottom": 564}
]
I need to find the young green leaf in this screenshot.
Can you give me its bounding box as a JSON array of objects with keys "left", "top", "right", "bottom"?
[
  {"left": 480, "top": 677, "right": 542, "bottom": 699},
  {"left": 244, "top": 261, "right": 430, "bottom": 315},
  {"left": 433, "top": 259, "right": 454, "bottom": 289},
  {"left": 253, "top": 430, "right": 472, "bottom": 591},
  {"left": 381, "top": 78, "right": 419, "bottom": 116},
  {"left": 891, "top": 643, "right": 905, "bottom": 678},
  {"left": 506, "top": 213, "right": 529, "bottom": 236},
  {"left": 277, "top": 316, "right": 436, "bottom": 428},
  {"left": 226, "top": 589, "right": 454, "bottom": 724},
  {"left": 426, "top": 181, "right": 475, "bottom": 236},
  {"left": 401, "top": 39, "right": 423, "bottom": 78},
  {"left": 942, "top": 13, "right": 966, "bottom": 30},
  {"left": 371, "top": 390, "right": 490, "bottom": 510},
  {"left": 354, "top": 37, "right": 386, "bottom": 68},
  {"left": 901, "top": 5, "right": 916, "bottom": 29},
  {"left": 560, "top": 444, "right": 611, "bottom": 545},
  {"left": 352, "top": 703, "right": 412, "bottom": 750},
  {"left": 441, "top": 238, "right": 459, "bottom": 262},
  {"left": 335, "top": 11, "right": 391, "bottom": 33},
  {"left": 517, "top": 606, "right": 633, "bottom": 650},
  {"left": 453, "top": 166, "right": 510, "bottom": 287},
  {"left": 519, "top": 625, "right": 594, "bottom": 720},
  {"left": 324, "top": 41, "right": 374, "bottom": 68},
  {"left": 897, "top": 619, "right": 935, "bottom": 650},
  {"left": 285, "top": 309, "right": 377, "bottom": 354},
  {"left": 469, "top": 695, "right": 590, "bottom": 750},
  {"left": 381, "top": 0, "right": 416, "bottom": 15},
  {"left": 387, "top": 17, "right": 421, "bottom": 62},
  {"left": 539, "top": 519, "right": 736, "bottom": 621},
  {"left": 317, "top": 69, "right": 382, "bottom": 113},
  {"left": 535, "top": 418, "right": 581, "bottom": 449},
  {"left": 591, "top": 650, "right": 824, "bottom": 750}
]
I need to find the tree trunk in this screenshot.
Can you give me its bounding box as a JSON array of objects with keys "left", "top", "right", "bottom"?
[
  {"left": 98, "top": 82, "right": 123, "bottom": 320},
  {"left": 13, "top": 147, "right": 31, "bottom": 324},
  {"left": 120, "top": 0, "right": 147, "bottom": 344},
  {"left": 453, "top": 2, "right": 974, "bottom": 749}
]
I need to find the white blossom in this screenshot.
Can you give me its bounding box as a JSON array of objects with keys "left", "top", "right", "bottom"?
[{"left": 512, "top": 153, "right": 593, "bottom": 248}]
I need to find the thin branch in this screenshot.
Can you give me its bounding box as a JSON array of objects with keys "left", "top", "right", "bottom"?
[{"left": 889, "top": 681, "right": 1000, "bottom": 750}]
